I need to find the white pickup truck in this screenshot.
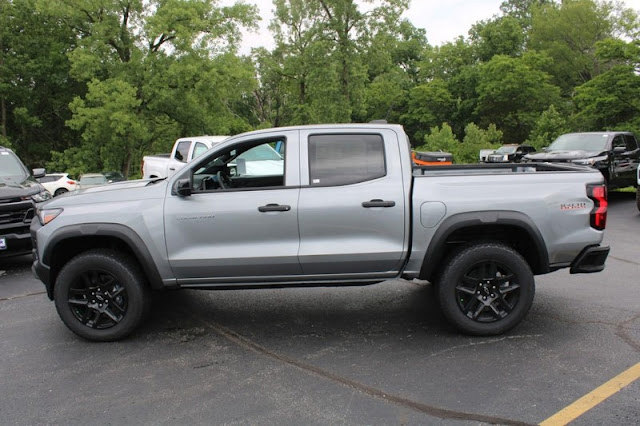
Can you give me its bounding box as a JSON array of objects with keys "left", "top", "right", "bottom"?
[{"left": 142, "top": 135, "right": 229, "bottom": 179}]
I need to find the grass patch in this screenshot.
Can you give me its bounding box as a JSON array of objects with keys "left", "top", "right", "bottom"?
[{"left": 613, "top": 186, "right": 636, "bottom": 193}]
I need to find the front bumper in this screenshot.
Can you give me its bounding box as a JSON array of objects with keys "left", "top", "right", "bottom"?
[{"left": 570, "top": 245, "right": 610, "bottom": 274}]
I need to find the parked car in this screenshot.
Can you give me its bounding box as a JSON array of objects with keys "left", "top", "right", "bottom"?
[
  {"left": 103, "top": 171, "right": 125, "bottom": 183},
  {"left": 78, "top": 173, "right": 108, "bottom": 189},
  {"left": 479, "top": 149, "right": 495, "bottom": 163},
  {"left": 142, "top": 135, "right": 229, "bottom": 179},
  {"left": 31, "top": 123, "right": 609, "bottom": 341},
  {"left": 524, "top": 132, "right": 640, "bottom": 189},
  {"left": 0, "top": 146, "right": 50, "bottom": 257},
  {"left": 486, "top": 144, "right": 536, "bottom": 163},
  {"left": 37, "top": 173, "right": 78, "bottom": 196}
]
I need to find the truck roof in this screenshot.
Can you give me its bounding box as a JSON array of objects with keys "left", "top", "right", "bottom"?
[
  {"left": 231, "top": 123, "right": 406, "bottom": 139},
  {"left": 175, "top": 135, "right": 229, "bottom": 144}
]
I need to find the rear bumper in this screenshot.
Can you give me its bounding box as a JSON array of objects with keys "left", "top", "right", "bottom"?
[{"left": 570, "top": 245, "right": 610, "bottom": 274}]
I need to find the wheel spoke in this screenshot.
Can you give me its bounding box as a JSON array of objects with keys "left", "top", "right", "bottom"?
[
  {"left": 103, "top": 307, "right": 121, "bottom": 323},
  {"left": 456, "top": 284, "right": 476, "bottom": 295},
  {"left": 88, "top": 310, "right": 101, "bottom": 328},
  {"left": 470, "top": 302, "right": 486, "bottom": 320},
  {"left": 68, "top": 299, "right": 88, "bottom": 306},
  {"left": 461, "top": 274, "right": 478, "bottom": 286},
  {"left": 499, "top": 283, "right": 520, "bottom": 295}
]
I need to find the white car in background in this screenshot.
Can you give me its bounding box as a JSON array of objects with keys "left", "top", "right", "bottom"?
[
  {"left": 37, "top": 173, "right": 78, "bottom": 197},
  {"left": 78, "top": 173, "right": 108, "bottom": 190}
]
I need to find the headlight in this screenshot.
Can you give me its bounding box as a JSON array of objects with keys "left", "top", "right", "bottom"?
[
  {"left": 31, "top": 190, "right": 52, "bottom": 203},
  {"left": 37, "top": 208, "right": 63, "bottom": 225},
  {"left": 572, "top": 156, "right": 607, "bottom": 166}
]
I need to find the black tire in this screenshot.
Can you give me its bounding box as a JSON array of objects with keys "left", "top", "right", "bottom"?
[
  {"left": 54, "top": 249, "right": 151, "bottom": 341},
  {"left": 54, "top": 188, "right": 68, "bottom": 197},
  {"left": 436, "top": 243, "right": 535, "bottom": 336}
]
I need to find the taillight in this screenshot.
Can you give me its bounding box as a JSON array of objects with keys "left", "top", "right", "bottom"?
[
  {"left": 587, "top": 184, "right": 607, "bottom": 230},
  {"left": 67, "top": 180, "right": 76, "bottom": 185}
]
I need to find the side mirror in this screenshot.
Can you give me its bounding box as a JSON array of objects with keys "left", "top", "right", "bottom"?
[
  {"left": 174, "top": 178, "right": 192, "bottom": 197},
  {"left": 613, "top": 146, "right": 626, "bottom": 154},
  {"left": 32, "top": 168, "right": 45, "bottom": 178}
]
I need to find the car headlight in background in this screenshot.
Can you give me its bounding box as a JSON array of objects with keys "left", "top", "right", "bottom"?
[
  {"left": 572, "top": 156, "right": 607, "bottom": 166},
  {"left": 37, "top": 208, "right": 63, "bottom": 225},
  {"left": 31, "top": 190, "right": 52, "bottom": 203}
]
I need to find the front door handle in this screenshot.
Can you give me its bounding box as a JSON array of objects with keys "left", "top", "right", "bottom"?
[
  {"left": 362, "top": 199, "right": 396, "bottom": 208},
  {"left": 258, "top": 203, "right": 291, "bottom": 212}
]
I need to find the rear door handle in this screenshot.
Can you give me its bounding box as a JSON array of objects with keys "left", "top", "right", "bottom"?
[
  {"left": 362, "top": 199, "right": 396, "bottom": 208},
  {"left": 258, "top": 203, "right": 291, "bottom": 212}
]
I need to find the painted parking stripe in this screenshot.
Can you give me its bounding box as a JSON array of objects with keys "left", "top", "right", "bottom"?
[{"left": 540, "top": 362, "right": 640, "bottom": 425}]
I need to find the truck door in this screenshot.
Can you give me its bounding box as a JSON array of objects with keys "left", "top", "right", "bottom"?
[
  {"left": 167, "top": 140, "right": 191, "bottom": 179},
  {"left": 164, "top": 130, "right": 302, "bottom": 282},
  {"left": 297, "top": 129, "right": 407, "bottom": 276}
]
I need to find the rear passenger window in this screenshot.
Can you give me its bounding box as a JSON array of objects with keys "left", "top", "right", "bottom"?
[{"left": 308, "top": 134, "right": 386, "bottom": 186}]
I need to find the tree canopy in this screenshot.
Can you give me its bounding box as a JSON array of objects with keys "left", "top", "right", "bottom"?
[{"left": 1, "top": 0, "right": 639, "bottom": 171}]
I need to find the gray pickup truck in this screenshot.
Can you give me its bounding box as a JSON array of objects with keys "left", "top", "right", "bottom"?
[{"left": 31, "top": 124, "right": 610, "bottom": 341}]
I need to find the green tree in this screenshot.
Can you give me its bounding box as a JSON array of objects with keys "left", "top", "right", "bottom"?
[
  {"left": 526, "top": 105, "right": 568, "bottom": 149},
  {"left": 528, "top": 0, "right": 616, "bottom": 94},
  {"left": 402, "top": 79, "right": 456, "bottom": 144},
  {"left": 417, "top": 123, "right": 460, "bottom": 156},
  {"left": 0, "top": 0, "right": 82, "bottom": 167},
  {"left": 469, "top": 16, "right": 525, "bottom": 61},
  {"left": 42, "top": 0, "right": 258, "bottom": 176},
  {"left": 475, "top": 53, "right": 561, "bottom": 142}
]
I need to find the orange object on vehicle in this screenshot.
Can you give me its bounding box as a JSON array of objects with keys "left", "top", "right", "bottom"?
[{"left": 412, "top": 150, "right": 453, "bottom": 166}]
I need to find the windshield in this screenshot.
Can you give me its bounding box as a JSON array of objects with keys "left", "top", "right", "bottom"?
[
  {"left": 495, "top": 146, "right": 517, "bottom": 154},
  {"left": 237, "top": 144, "right": 282, "bottom": 161},
  {"left": 0, "top": 151, "right": 28, "bottom": 178},
  {"left": 548, "top": 134, "right": 609, "bottom": 152},
  {"left": 80, "top": 176, "right": 107, "bottom": 185}
]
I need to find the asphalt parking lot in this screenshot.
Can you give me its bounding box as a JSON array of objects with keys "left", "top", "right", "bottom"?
[{"left": 1, "top": 192, "right": 639, "bottom": 425}]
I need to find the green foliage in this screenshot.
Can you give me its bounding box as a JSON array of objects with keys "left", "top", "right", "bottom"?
[
  {"left": 573, "top": 65, "right": 640, "bottom": 133},
  {"left": 475, "top": 54, "right": 560, "bottom": 142},
  {"left": 402, "top": 79, "right": 456, "bottom": 144},
  {"left": 417, "top": 123, "right": 460, "bottom": 155},
  {"left": 526, "top": 105, "right": 569, "bottom": 149},
  {"left": 470, "top": 16, "right": 525, "bottom": 61}
]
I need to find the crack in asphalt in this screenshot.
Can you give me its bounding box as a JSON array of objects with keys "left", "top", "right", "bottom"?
[
  {"left": 191, "top": 312, "right": 532, "bottom": 425},
  {"left": 609, "top": 255, "right": 640, "bottom": 267},
  {"left": 428, "top": 334, "right": 543, "bottom": 357},
  {"left": 0, "top": 291, "right": 46, "bottom": 302}
]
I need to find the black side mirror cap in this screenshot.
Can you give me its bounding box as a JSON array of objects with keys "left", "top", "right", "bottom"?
[
  {"left": 613, "top": 146, "right": 626, "bottom": 154},
  {"left": 174, "top": 178, "right": 192, "bottom": 197},
  {"left": 32, "top": 168, "right": 46, "bottom": 178}
]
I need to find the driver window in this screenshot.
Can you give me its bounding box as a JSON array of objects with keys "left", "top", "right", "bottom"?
[
  {"left": 612, "top": 135, "right": 626, "bottom": 150},
  {"left": 192, "top": 138, "right": 285, "bottom": 192}
]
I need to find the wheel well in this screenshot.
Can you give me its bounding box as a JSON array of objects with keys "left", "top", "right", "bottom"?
[
  {"left": 49, "top": 236, "right": 146, "bottom": 290},
  {"left": 421, "top": 224, "right": 544, "bottom": 281}
]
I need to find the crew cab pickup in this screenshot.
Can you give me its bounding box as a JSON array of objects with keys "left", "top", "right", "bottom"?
[
  {"left": 31, "top": 124, "right": 610, "bottom": 341},
  {"left": 141, "top": 135, "right": 228, "bottom": 179},
  {"left": 524, "top": 131, "right": 640, "bottom": 189}
]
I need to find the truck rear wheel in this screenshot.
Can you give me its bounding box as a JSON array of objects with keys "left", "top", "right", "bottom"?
[
  {"left": 437, "top": 243, "right": 534, "bottom": 336},
  {"left": 53, "top": 249, "right": 150, "bottom": 341}
]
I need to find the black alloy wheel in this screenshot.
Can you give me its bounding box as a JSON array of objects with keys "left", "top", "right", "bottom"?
[
  {"left": 67, "top": 270, "right": 128, "bottom": 329},
  {"left": 437, "top": 243, "right": 535, "bottom": 336},
  {"left": 54, "top": 249, "right": 150, "bottom": 341},
  {"left": 454, "top": 260, "right": 520, "bottom": 323}
]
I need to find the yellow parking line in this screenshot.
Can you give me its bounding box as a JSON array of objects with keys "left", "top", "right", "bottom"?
[{"left": 540, "top": 362, "right": 640, "bottom": 425}]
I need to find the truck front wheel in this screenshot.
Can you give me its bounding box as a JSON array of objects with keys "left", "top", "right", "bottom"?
[
  {"left": 53, "top": 249, "right": 151, "bottom": 341},
  {"left": 437, "top": 243, "right": 535, "bottom": 336}
]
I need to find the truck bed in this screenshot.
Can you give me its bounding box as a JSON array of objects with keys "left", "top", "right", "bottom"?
[{"left": 413, "top": 162, "right": 590, "bottom": 176}]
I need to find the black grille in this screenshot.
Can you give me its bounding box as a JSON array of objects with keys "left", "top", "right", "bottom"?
[{"left": 0, "top": 199, "right": 34, "bottom": 226}]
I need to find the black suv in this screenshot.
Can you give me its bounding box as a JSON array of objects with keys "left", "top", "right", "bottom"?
[
  {"left": 0, "top": 146, "right": 50, "bottom": 257},
  {"left": 524, "top": 132, "right": 640, "bottom": 189}
]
